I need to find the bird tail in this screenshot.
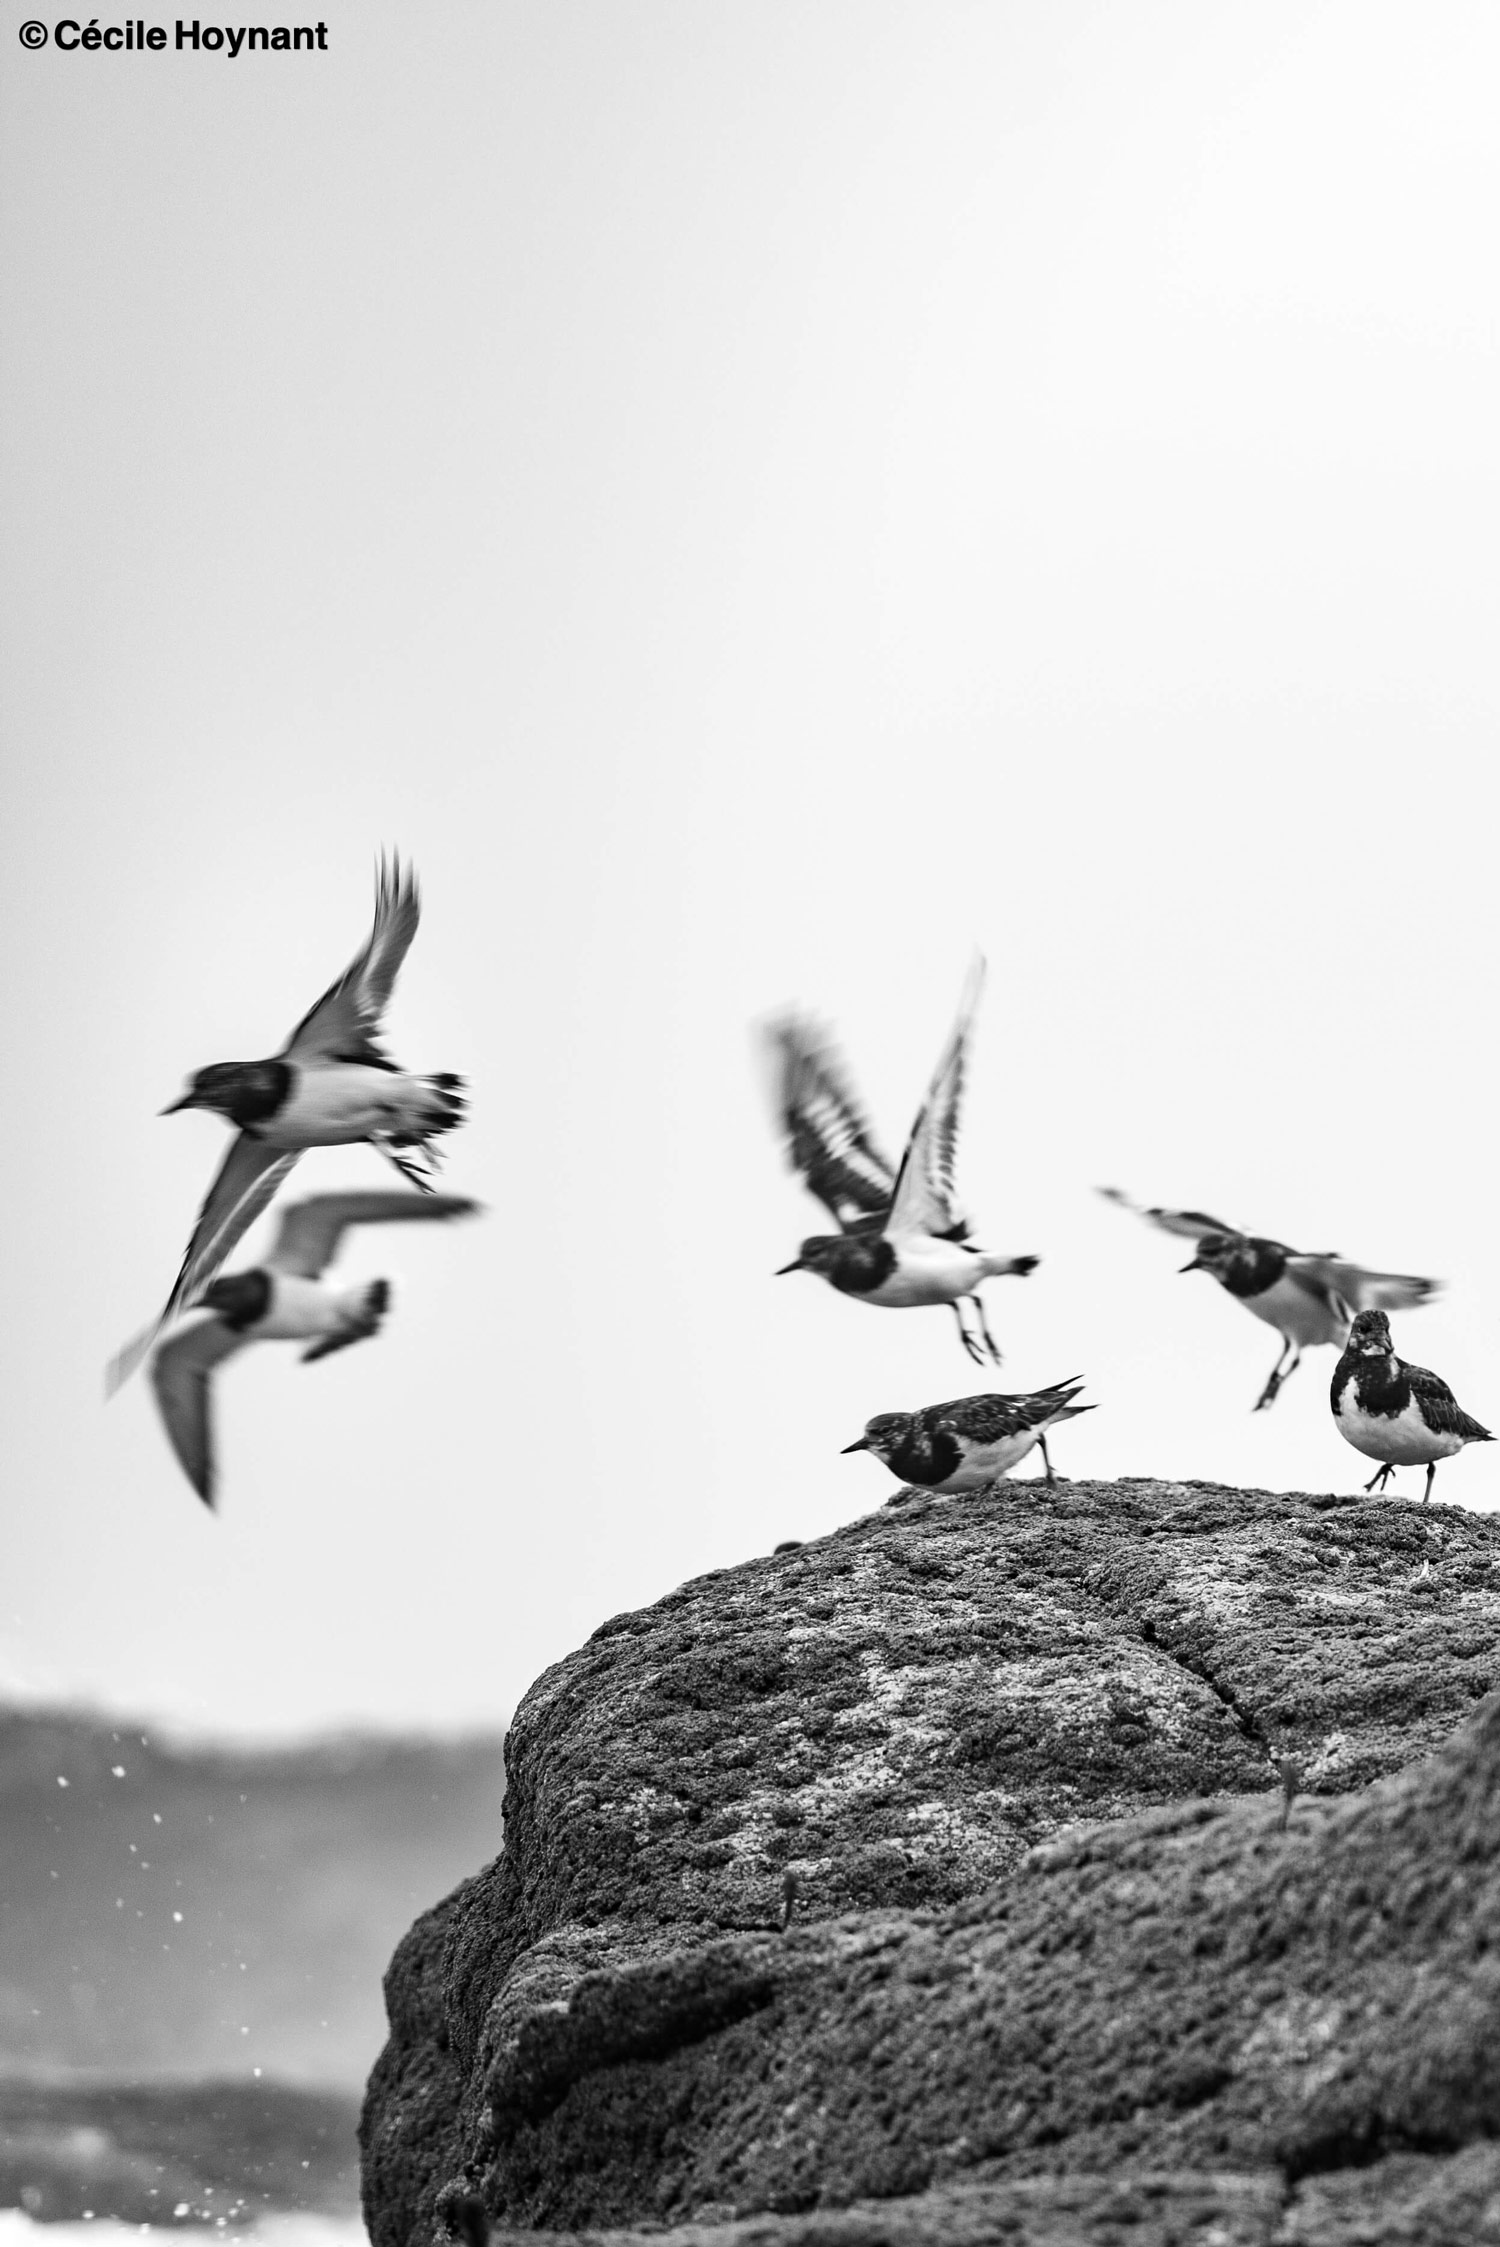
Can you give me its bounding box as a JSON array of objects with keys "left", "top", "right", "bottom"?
[
  {"left": 980, "top": 1252, "right": 1039, "bottom": 1281},
  {"left": 375, "top": 1076, "right": 468, "bottom": 1188}
]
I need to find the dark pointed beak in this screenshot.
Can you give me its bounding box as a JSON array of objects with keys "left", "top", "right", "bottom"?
[
  {"left": 776, "top": 1259, "right": 803, "bottom": 1276},
  {"left": 161, "top": 1093, "right": 197, "bottom": 1114},
  {"left": 1179, "top": 1256, "right": 1203, "bottom": 1274},
  {"left": 840, "top": 1437, "right": 869, "bottom": 1453}
]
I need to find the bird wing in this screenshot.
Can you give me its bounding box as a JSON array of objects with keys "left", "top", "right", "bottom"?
[
  {"left": 107, "top": 1139, "right": 301, "bottom": 1395},
  {"left": 761, "top": 1014, "right": 896, "bottom": 1231},
  {"left": 884, "top": 957, "right": 984, "bottom": 1242},
  {"left": 1289, "top": 1257, "right": 1441, "bottom": 1319},
  {"left": 149, "top": 1311, "right": 248, "bottom": 1508},
  {"left": 280, "top": 855, "right": 421, "bottom": 1065},
  {"left": 267, "top": 1190, "right": 481, "bottom": 1278},
  {"left": 1096, "top": 1187, "right": 1243, "bottom": 1242},
  {"left": 930, "top": 1380, "right": 1085, "bottom": 1441},
  {"left": 1404, "top": 1360, "right": 1491, "bottom": 1443}
]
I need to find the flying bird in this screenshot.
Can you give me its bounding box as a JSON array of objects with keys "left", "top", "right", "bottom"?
[
  {"left": 109, "top": 856, "right": 464, "bottom": 1391},
  {"left": 764, "top": 959, "right": 1037, "bottom": 1364},
  {"left": 843, "top": 1378, "right": 1094, "bottom": 1493},
  {"left": 1099, "top": 1188, "right": 1438, "bottom": 1412},
  {"left": 1330, "top": 1309, "right": 1492, "bottom": 1502},
  {"left": 149, "top": 1190, "right": 480, "bottom": 1508}
]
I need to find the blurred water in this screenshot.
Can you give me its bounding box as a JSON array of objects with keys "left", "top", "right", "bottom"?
[{"left": 0, "top": 2219, "right": 364, "bottom": 2247}]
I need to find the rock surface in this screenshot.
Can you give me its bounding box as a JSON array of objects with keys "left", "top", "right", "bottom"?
[{"left": 361, "top": 1476, "right": 1500, "bottom": 2246}]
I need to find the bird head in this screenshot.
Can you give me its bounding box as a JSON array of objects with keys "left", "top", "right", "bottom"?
[
  {"left": 1179, "top": 1231, "right": 1237, "bottom": 1279},
  {"left": 1347, "top": 1309, "right": 1394, "bottom": 1357},
  {"left": 777, "top": 1233, "right": 842, "bottom": 1278},
  {"left": 162, "top": 1060, "right": 285, "bottom": 1124},
  {"left": 163, "top": 1062, "right": 250, "bottom": 1117},
  {"left": 842, "top": 1411, "right": 914, "bottom": 1462},
  {"left": 197, "top": 1270, "right": 271, "bottom": 1331}
]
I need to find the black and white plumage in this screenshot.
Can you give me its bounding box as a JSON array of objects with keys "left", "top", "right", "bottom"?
[
  {"left": 842, "top": 1380, "right": 1094, "bottom": 1492},
  {"left": 764, "top": 960, "right": 1038, "bottom": 1365},
  {"left": 149, "top": 1190, "right": 480, "bottom": 1508},
  {"left": 1330, "top": 1309, "right": 1492, "bottom": 1502},
  {"left": 1100, "top": 1188, "right": 1439, "bottom": 1412},
  {"left": 109, "top": 858, "right": 465, "bottom": 1392}
]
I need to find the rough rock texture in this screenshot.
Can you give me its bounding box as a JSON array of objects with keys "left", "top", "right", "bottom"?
[{"left": 361, "top": 1477, "right": 1500, "bottom": 2246}]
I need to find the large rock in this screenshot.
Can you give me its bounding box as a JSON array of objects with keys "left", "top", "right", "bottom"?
[{"left": 360, "top": 1477, "right": 1500, "bottom": 2246}]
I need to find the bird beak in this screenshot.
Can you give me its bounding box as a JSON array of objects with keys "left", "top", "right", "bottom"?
[
  {"left": 840, "top": 1437, "right": 869, "bottom": 1453},
  {"left": 1179, "top": 1255, "right": 1203, "bottom": 1274},
  {"left": 161, "top": 1094, "right": 198, "bottom": 1114},
  {"left": 775, "top": 1259, "right": 803, "bottom": 1275}
]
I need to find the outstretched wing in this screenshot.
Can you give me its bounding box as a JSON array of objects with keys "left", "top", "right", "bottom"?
[
  {"left": 885, "top": 957, "right": 984, "bottom": 1242},
  {"left": 281, "top": 854, "right": 421, "bottom": 1065},
  {"left": 267, "top": 1190, "right": 481, "bottom": 1279},
  {"left": 1291, "top": 1256, "right": 1440, "bottom": 1322},
  {"left": 761, "top": 1014, "right": 896, "bottom": 1231},
  {"left": 107, "top": 1138, "right": 300, "bottom": 1395},
  {"left": 1096, "top": 1187, "right": 1243, "bottom": 1243},
  {"left": 150, "top": 1311, "right": 248, "bottom": 1509}
]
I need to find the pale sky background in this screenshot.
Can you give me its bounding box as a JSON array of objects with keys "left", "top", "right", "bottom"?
[{"left": 4, "top": 2, "right": 1500, "bottom": 1740}]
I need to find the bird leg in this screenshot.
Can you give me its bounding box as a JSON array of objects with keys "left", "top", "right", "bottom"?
[
  {"left": 969, "top": 1291, "right": 1004, "bottom": 1367},
  {"left": 1364, "top": 1462, "right": 1396, "bottom": 1494},
  {"left": 1253, "top": 1339, "right": 1298, "bottom": 1412},
  {"left": 952, "top": 1302, "right": 986, "bottom": 1367},
  {"left": 1037, "top": 1433, "right": 1055, "bottom": 1485},
  {"left": 377, "top": 1141, "right": 437, "bottom": 1194},
  {"left": 1424, "top": 1461, "right": 1437, "bottom": 1503}
]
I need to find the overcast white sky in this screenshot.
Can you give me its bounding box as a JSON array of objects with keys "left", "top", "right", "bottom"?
[{"left": 4, "top": 2, "right": 1500, "bottom": 1740}]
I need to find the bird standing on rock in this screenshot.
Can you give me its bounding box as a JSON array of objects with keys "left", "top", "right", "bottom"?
[
  {"left": 1100, "top": 1189, "right": 1438, "bottom": 1411},
  {"left": 764, "top": 959, "right": 1038, "bottom": 1365},
  {"left": 109, "top": 856, "right": 465, "bottom": 1391},
  {"left": 1330, "top": 1309, "right": 1492, "bottom": 1502},
  {"left": 150, "top": 1189, "right": 480, "bottom": 1508},
  {"left": 842, "top": 1379, "right": 1094, "bottom": 1493}
]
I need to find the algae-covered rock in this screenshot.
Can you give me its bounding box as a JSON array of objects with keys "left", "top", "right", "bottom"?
[{"left": 360, "top": 1477, "right": 1500, "bottom": 2246}]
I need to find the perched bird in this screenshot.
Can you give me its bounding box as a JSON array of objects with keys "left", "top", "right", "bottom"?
[
  {"left": 149, "top": 1189, "right": 480, "bottom": 1508},
  {"left": 1100, "top": 1188, "right": 1438, "bottom": 1411},
  {"left": 764, "top": 960, "right": 1038, "bottom": 1364},
  {"left": 1330, "top": 1309, "right": 1492, "bottom": 1503},
  {"left": 842, "top": 1378, "right": 1094, "bottom": 1492},
  {"left": 109, "top": 856, "right": 464, "bottom": 1391}
]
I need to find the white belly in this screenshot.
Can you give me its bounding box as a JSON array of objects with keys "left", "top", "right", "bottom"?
[
  {"left": 261, "top": 1065, "right": 417, "bottom": 1149},
  {"left": 249, "top": 1275, "right": 350, "bottom": 1342},
  {"left": 865, "top": 1237, "right": 983, "bottom": 1308},
  {"left": 1242, "top": 1271, "right": 1344, "bottom": 1349},
  {"left": 1335, "top": 1392, "right": 1461, "bottom": 1468},
  {"left": 935, "top": 1428, "right": 1040, "bottom": 1489}
]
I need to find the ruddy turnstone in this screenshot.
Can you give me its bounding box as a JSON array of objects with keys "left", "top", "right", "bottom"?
[
  {"left": 842, "top": 1378, "right": 1093, "bottom": 1491},
  {"left": 764, "top": 959, "right": 1037, "bottom": 1364},
  {"left": 1330, "top": 1308, "right": 1492, "bottom": 1502},
  {"left": 109, "top": 856, "right": 465, "bottom": 1391},
  {"left": 1100, "top": 1188, "right": 1438, "bottom": 1411},
  {"left": 149, "top": 1189, "right": 480, "bottom": 1507}
]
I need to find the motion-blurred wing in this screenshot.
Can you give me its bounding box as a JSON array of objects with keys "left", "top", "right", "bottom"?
[
  {"left": 885, "top": 956, "right": 984, "bottom": 1242},
  {"left": 267, "top": 1190, "right": 481, "bottom": 1278},
  {"left": 1290, "top": 1256, "right": 1440, "bottom": 1321},
  {"left": 1096, "top": 1187, "right": 1243, "bottom": 1243},
  {"left": 107, "top": 1139, "right": 300, "bottom": 1394},
  {"left": 762, "top": 1014, "right": 895, "bottom": 1231},
  {"left": 150, "top": 1311, "right": 247, "bottom": 1509},
  {"left": 281, "top": 855, "right": 421, "bottom": 1065}
]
